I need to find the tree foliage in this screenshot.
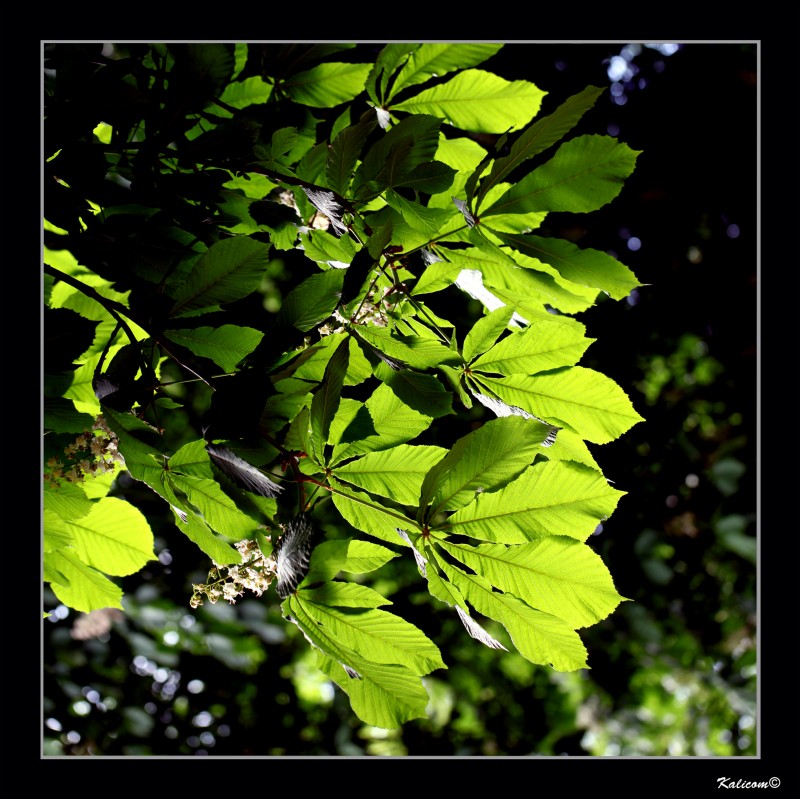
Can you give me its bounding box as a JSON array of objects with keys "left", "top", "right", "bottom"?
[{"left": 43, "top": 42, "right": 644, "bottom": 728}]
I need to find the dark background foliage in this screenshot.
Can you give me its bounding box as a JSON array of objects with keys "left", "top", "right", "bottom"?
[{"left": 41, "top": 41, "right": 764, "bottom": 783}]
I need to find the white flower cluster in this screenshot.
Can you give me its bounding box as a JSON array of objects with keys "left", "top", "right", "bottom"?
[
  {"left": 318, "top": 287, "right": 394, "bottom": 338},
  {"left": 44, "top": 415, "right": 125, "bottom": 486},
  {"left": 190, "top": 538, "right": 277, "bottom": 609}
]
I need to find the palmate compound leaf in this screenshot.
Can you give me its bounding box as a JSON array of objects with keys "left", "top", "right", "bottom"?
[
  {"left": 431, "top": 550, "right": 588, "bottom": 671},
  {"left": 444, "top": 461, "right": 626, "bottom": 544},
  {"left": 437, "top": 537, "right": 627, "bottom": 629}
]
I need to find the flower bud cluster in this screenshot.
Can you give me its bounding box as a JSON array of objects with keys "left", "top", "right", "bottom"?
[
  {"left": 190, "top": 538, "right": 277, "bottom": 608},
  {"left": 44, "top": 415, "right": 125, "bottom": 486}
]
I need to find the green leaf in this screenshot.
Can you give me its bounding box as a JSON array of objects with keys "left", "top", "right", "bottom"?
[
  {"left": 169, "top": 439, "right": 214, "bottom": 477},
  {"left": 384, "top": 190, "right": 454, "bottom": 236},
  {"left": 325, "top": 113, "right": 377, "bottom": 196},
  {"left": 478, "top": 367, "right": 645, "bottom": 444},
  {"left": 476, "top": 85, "right": 605, "bottom": 211},
  {"left": 169, "top": 237, "right": 270, "bottom": 317},
  {"left": 393, "top": 160, "right": 456, "bottom": 195},
  {"left": 43, "top": 480, "right": 93, "bottom": 521},
  {"left": 334, "top": 444, "right": 447, "bottom": 505},
  {"left": 44, "top": 509, "right": 73, "bottom": 552},
  {"left": 470, "top": 319, "right": 593, "bottom": 375},
  {"left": 474, "top": 251, "right": 599, "bottom": 316},
  {"left": 440, "top": 558, "right": 588, "bottom": 671},
  {"left": 282, "top": 62, "right": 372, "bottom": 107},
  {"left": 352, "top": 114, "right": 442, "bottom": 202},
  {"left": 494, "top": 233, "right": 642, "bottom": 301},
  {"left": 306, "top": 538, "right": 400, "bottom": 583},
  {"left": 219, "top": 75, "right": 273, "bottom": 108},
  {"left": 392, "top": 69, "right": 546, "bottom": 134},
  {"left": 299, "top": 581, "right": 392, "bottom": 609},
  {"left": 482, "top": 135, "right": 641, "bottom": 217},
  {"left": 367, "top": 43, "right": 421, "bottom": 105},
  {"left": 439, "top": 536, "right": 626, "bottom": 629},
  {"left": 301, "top": 600, "right": 445, "bottom": 675},
  {"left": 167, "top": 472, "right": 260, "bottom": 540},
  {"left": 317, "top": 654, "right": 429, "bottom": 729},
  {"left": 101, "top": 407, "right": 166, "bottom": 486},
  {"left": 425, "top": 563, "right": 507, "bottom": 650},
  {"left": 419, "top": 416, "right": 556, "bottom": 517},
  {"left": 374, "top": 360, "right": 453, "bottom": 419},
  {"left": 65, "top": 496, "right": 156, "bottom": 576},
  {"left": 44, "top": 397, "right": 95, "bottom": 434},
  {"left": 410, "top": 259, "right": 463, "bottom": 296},
  {"left": 354, "top": 325, "right": 460, "bottom": 370},
  {"left": 462, "top": 306, "right": 515, "bottom": 362},
  {"left": 330, "top": 477, "right": 419, "bottom": 546},
  {"left": 444, "top": 461, "right": 625, "bottom": 543},
  {"left": 163, "top": 491, "right": 242, "bottom": 565},
  {"left": 309, "top": 337, "right": 350, "bottom": 464},
  {"left": 300, "top": 229, "right": 358, "bottom": 266},
  {"left": 330, "top": 384, "right": 433, "bottom": 465},
  {"left": 389, "top": 43, "right": 504, "bottom": 99},
  {"left": 287, "top": 593, "right": 434, "bottom": 727},
  {"left": 276, "top": 267, "right": 344, "bottom": 332},
  {"left": 47, "top": 549, "right": 124, "bottom": 612},
  {"left": 163, "top": 325, "right": 264, "bottom": 372},
  {"left": 539, "top": 426, "right": 600, "bottom": 471}
]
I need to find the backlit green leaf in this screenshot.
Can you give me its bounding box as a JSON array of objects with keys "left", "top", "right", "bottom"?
[
  {"left": 169, "top": 237, "right": 270, "bottom": 317},
  {"left": 65, "top": 496, "right": 156, "bottom": 576},
  {"left": 335, "top": 444, "right": 447, "bottom": 504},
  {"left": 483, "top": 135, "right": 641, "bottom": 217},
  {"left": 390, "top": 43, "right": 504, "bottom": 99},
  {"left": 393, "top": 69, "right": 546, "bottom": 134},
  {"left": 478, "top": 367, "right": 645, "bottom": 444},
  {"left": 445, "top": 461, "right": 625, "bottom": 543},
  {"left": 439, "top": 556, "right": 587, "bottom": 670},
  {"left": 419, "top": 416, "right": 557, "bottom": 516},
  {"left": 163, "top": 325, "right": 264, "bottom": 372},
  {"left": 471, "top": 319, "right": 593, "bottom": 375},
  {"left": 439, "top": 536, "right": 626, "bottom": 629},
  {"left": 282, "top": 62, "right": 372, "bottom": 108}
]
